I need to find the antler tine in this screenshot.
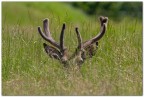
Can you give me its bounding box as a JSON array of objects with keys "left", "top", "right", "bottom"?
[
  {"left": 60, "top": 23, "right": 66, "bottom": 51},
  {"left": 43, "top": 19, "right": 52, "bottom": 37},
  {"left": 100, "top": 16, "right": 108, "bottom": 26},
  {"left": 68, "top": 27, "right": 83, "bottom": 60},
  {"left": 38, "top": 18, "right": 60, "bottom": 49},
  {"left": 83, "top": 16, "right": 108, "bottom": 48},
  {"left": 75, "top": 27, "right": 82, "bottom": 50}
]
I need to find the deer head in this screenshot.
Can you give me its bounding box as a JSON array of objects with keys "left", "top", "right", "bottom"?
[{"left": 38, "top": 16, "right": 108, "bottom": 67}]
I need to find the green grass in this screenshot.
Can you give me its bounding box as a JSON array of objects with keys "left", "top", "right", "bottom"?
[
  {"left": 2, "top": 2, "right": 88, "bottom": 25},
  {"left": 2, "top": 2, "right": 142, "bottom": 96}
]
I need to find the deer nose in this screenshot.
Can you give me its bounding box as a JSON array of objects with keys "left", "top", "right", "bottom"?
[
  {"left": 61, "top": 56, "right": 68, "bottom": 64},
  {"left": 78, "top": 59, "right": 83, "bottom": 64},
  {"left": 76, "top": 56, "right": 83, "bottom": 64}
]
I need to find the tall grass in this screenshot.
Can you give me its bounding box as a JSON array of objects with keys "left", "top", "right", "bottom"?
[{"left": 2, "top": 2, "right": 142, "bottom": 96}]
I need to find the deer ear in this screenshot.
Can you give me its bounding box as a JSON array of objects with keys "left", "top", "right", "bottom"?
[
  {"left": 84, "top": 42, "right": 98, "bottom": 58},
  {"left": 43, "top": 43, "right": 62, "bottom": 60},
  {"left": 90, "top": 42, "right": 98, "bottom": 57}
]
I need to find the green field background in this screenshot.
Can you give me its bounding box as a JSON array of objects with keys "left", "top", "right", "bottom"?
[{"left": 2, "top": 2, "right": 142, "bottom": 95}]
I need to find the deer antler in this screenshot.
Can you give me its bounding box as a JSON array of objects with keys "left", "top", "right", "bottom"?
[
  {"left": 38, "top": 19, "right": 68, "bottom": 64},
  {"left": 71, "top": 16, "right": 108, "bottom": 64},
  {"left": 83, "top": 16, "right": 108, "bottom": 48},
  {"left": 38, "top": 19, "right": 60, "bottom": 49},
  {"left": 68, "top": 27, "right": 82, "bottom": 60}
]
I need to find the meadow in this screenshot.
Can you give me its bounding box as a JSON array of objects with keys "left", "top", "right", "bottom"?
[{"left": 2, "top": 2, "right": 142, "bottom": 95}]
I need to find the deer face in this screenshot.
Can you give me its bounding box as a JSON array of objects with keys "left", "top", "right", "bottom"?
[
  {"left": 38, "top": 16, "right": 108, "bottom": 67},
  {"left": 43, "top": 43, "right": 69, "bottom": 64}
]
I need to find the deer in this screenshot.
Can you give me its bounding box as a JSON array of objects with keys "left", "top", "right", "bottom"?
[{"left": 38, "top": 16, "right": 108, "bottom": 67}]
